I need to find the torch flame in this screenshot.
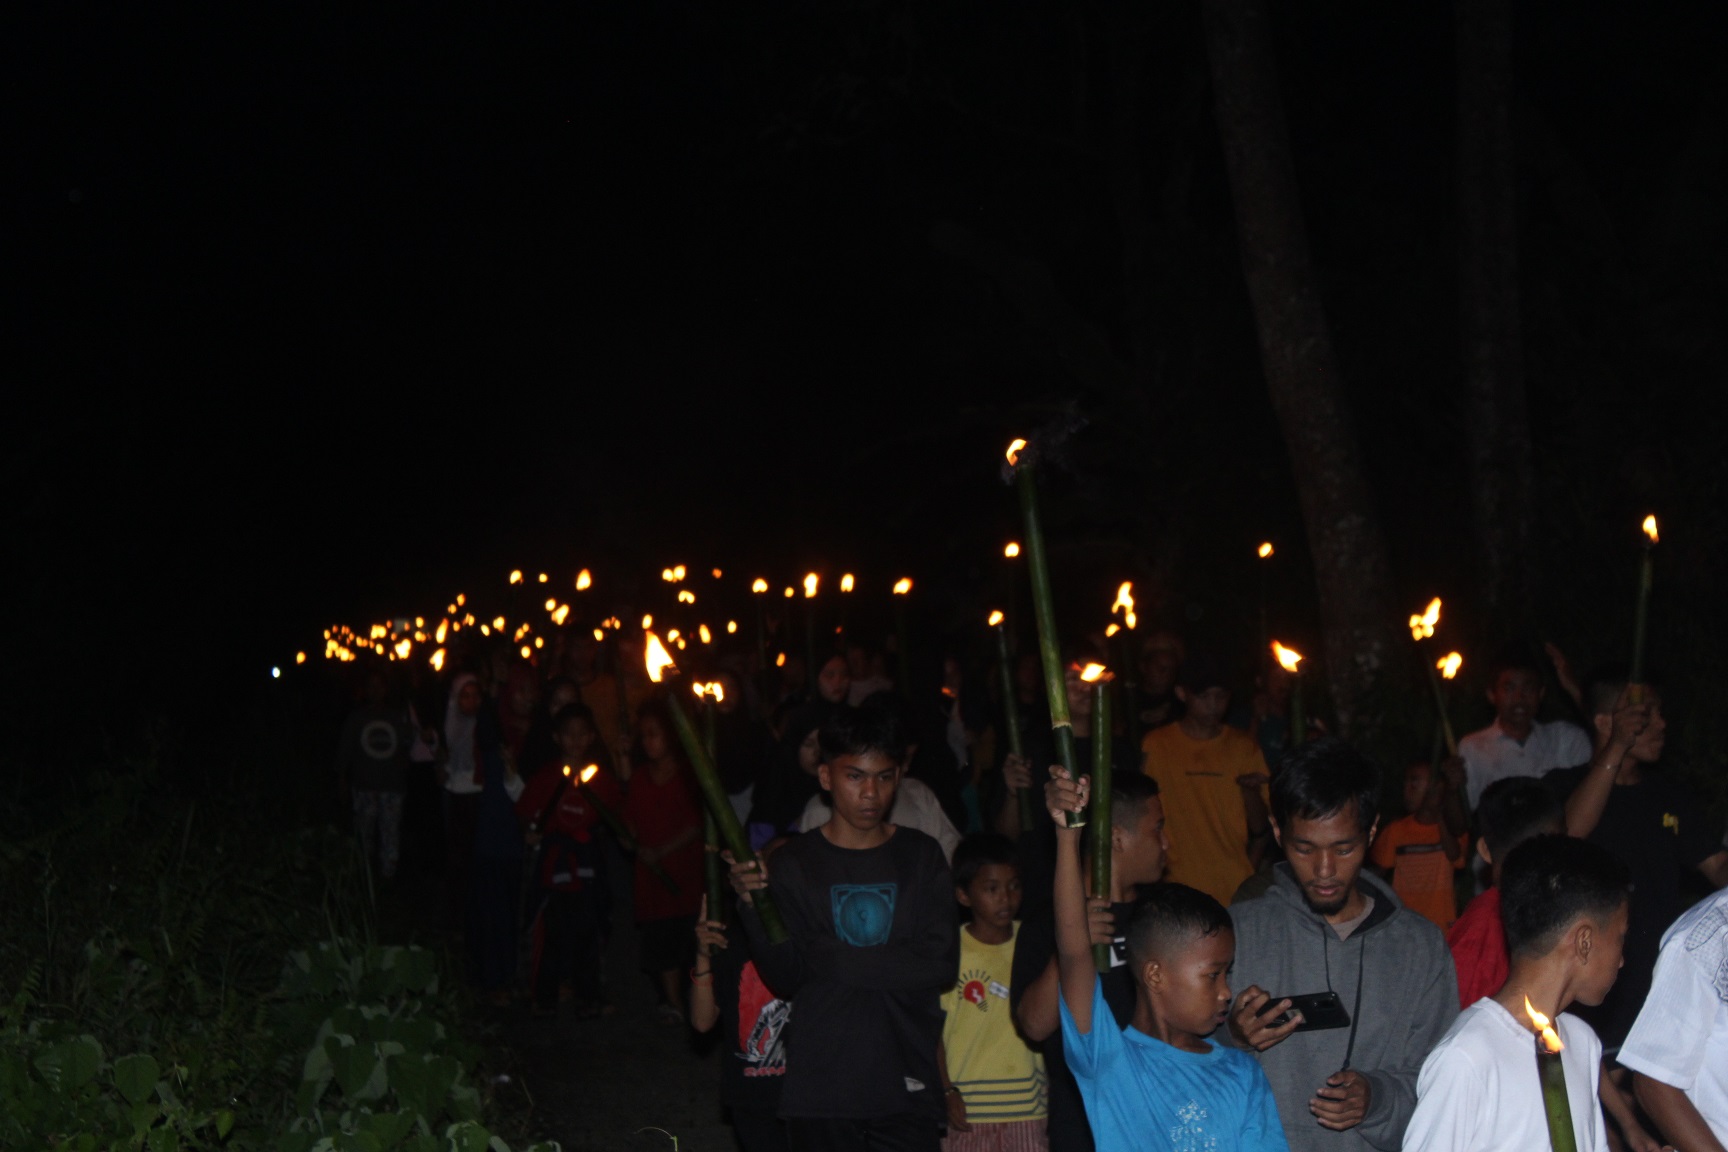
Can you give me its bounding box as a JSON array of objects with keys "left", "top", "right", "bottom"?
[
  {"left": 394, "top": 639, "right": 412, "bottom": 659},
  {"left": 1408, "top": 598, "right": 1442, "bottom": 641},
  {"left": 699, "top": 624, "right": 712, "bottom": 644},
  {"left": 840, "top": 573, "right": 855, "bottom": 593},
  {"left": 804, "top": 573, "right": 819, "bottom": 598},
  {"left": 520, "top": 645, "right": 531, "bottom": 659},
  {"left": 644, "top": 633, "right": 676, "bottom": 683},
  {"left": 552, "top": 604, "right": 570, "bottom": 625},
  {"left": 727, "top": 620, "right": 738, "bottom": 633},
  {"left": 1079, "top": 663, "right": 1108, "bottom": 683},
  {"left": 893, "top": 578, "right": 913, "bottom": 595},
  {"left": 1271, "top": 641, "right": 1303, "bottom": 673},
  {"left": 576, "top": 568, "right": 592, "bottom": 590},
  {"left": 1437, "top": 652, "right": 1463, "bottom": 680},
  {"left": 678, "top": 590, "right": 696, "bottom": 604},
  {"left": 1105, "top": 623, "right": 1121, "bottom": 637},
  {"left": 493, "top": 616, "right": 507, "bottom": 631},
  {"left": 1006, "top": 438, "right": 1027, "bottom": 466},
  {"left": 509, "top": 570, "right": 523, "bottom": 585},
  {"left": 988, "top": 610, "right": 1004, "bottom": 626},
  {"left": 662, "top": 568, "right": 675, "bottom": 582},
  {"left": 641, "top": 614, "right": 653, "bottom": 629},
  {"left": 712, "top": 568, "right": 723, "bottom": 578},
  {"left": 593, "top": 628, "right": 604, "bottom": 641},
  {"left": 775, "top": 652, "right": 786, "bottom": 667},
  {"left": 562, "top": 764, "right": 571, "bottom": 777},
  {"left": 1523, "top": 997, "right": 1564, "bottom": 1054},
  {"left": 295, "top": 652, "right": 306, "bottom": 664},
  {"left": 1112, "top": 582, "right": 1134, "bottom": 616},
  {"left": 1259, "top": 542, "right": 1274, "bottom": 559},
  {"left": 545, "top": 598, "right": 557, "bottom": 611},
  {"left": 752, "top": 578, "right": 768, "bottom": 594},
  {"left": 538, "top": 573, "right": 548, "bottom": 583},
  {"left": 1004, "top": 541, "right": 1021, "bottom": 558},
  {"left": 430, "top": 648, "right": 446, "bottom": 671},
  {"left": 783, "top": 587, "right": 794, "bottom": 598},
  {"left": 1642, "top": 515, "right": 1659, "bottom": 545},
  {"left": 674, "top": 565, "right": 687, "bottom": 581},
  {"left": 580, "top": 763, "right": 599, "bottom": 784}
]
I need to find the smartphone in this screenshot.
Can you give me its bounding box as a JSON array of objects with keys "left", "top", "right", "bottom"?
[{"left": 1264, "top": 991, "right": 1351, "bottom": 1032}]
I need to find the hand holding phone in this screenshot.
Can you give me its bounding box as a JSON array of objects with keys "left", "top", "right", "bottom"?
[
  {"left": 1229, "top": 986, "right": 1303, "bottom": 1051},
  {"left": 1268, "top": 991, "right": 1352, "bottom": 1032}
]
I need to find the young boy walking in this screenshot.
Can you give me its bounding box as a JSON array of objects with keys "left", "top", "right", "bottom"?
[
  {"left": 1404, "top": 835, "right": 1630, "bottom": 1152},
  {"left": 939, "top": 833, "right": 1046, "bottom": 1151},
  {"left": 1368, "top": 761, "right": 1468, "bottom": 930},
  {"left": 1045, "top": 766, "right": 1288, "bottom": 1152},
  {"left": 729, "top": 701, "right": 959, "bottom": 1151}
]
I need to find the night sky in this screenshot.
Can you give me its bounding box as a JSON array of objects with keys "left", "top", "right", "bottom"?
[{"left": 10, "top": 2, "right": 1726, "bottom": 753}]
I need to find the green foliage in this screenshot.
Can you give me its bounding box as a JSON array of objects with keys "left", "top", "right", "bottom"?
[{"left": 0, "top": 772, "right": 557, "bottom": 1152}]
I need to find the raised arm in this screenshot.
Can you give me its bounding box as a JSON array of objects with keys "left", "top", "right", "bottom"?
[
  {"left": 1048, "top": 765, "right": 1097, "bottom": 1034},
  {"left": 1564, "top": 691, "right": 1647, "bottom": 838}
]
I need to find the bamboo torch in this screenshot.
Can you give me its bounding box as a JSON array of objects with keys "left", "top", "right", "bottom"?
[
  {"left": 893, "top": 578, "right": 914, "bottom": 700},
  {"left": 1271, "top": 641, "right": 1304, "bottom": 749},
  {"left": 571, "top": 764, "right": 678, "bottom": 893},
  {"left": 1433, "top": 651, "right": 1463, "bottom": 757},
  {"left": 1081, "top": 662, "right": 1113, "bottom": 971},
  {"left": 1408, "top": 599, "right": 1456, "bottom": 755},
  {"left": 1005, "top": 436, "right": 1083, "bottom": 827},
  {"left": 1524, "top": 998, "right": 1579, "bottom": 1152},
  {"left": 1629, "top": 516, "right": 1658, "bottom": 703},
  {"left": 695, "top": 683, "right": 729, "bottom": 926},
  {"left": 990, "top": 610, "right": 1033, "bottom": 832},
  {"left": 645, "top": 633, "right": 787, "bottom": 942}
]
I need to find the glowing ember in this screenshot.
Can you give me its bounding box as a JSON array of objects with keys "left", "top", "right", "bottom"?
[
  {"left": 644, "top": 633, "right": 676, "bottom": 683},
  {"left": 988, "top": 610, "right": 1004, "bottom": 626},
  {"left": 840, "top": 573, "right": 855, "bottom": 593},
  {"left": 576, "top": 569, "right": 592, "bottom": 590},
  {"left": 1523, "top": 997, "right": 1564, "bottom": 1054},
  {"left": 1078, "top": 663, "right": 1108, "bottom": 683},
  {"left": 1437, "top": 652, "right": 1463, "bottom": 680},
  {"left": 752, "top": 578, "right": 768, "bottom": 594},
  {"left": 1006, "top": 438, "right": 1027, "bottom": 466},
  {"left": 1408, "top": 598, "right": 1442, "bottom": 641},
  {"left": 1004, "top": 542, "right": 1020, "bottom": 558},
  {"left": 893, "top": 578, "right": 913, "bottom": 595},
  {"left": 580, "top": 763, "right": 599, "bottom": 784},
  {"left": 1642, "top": 515, "right": 1659, "bottom": 545},
  {"left": 1271, "top": 641, "right": 1303, "bottom": 673}
]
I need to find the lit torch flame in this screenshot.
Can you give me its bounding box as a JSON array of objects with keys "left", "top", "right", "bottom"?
[
  {"left": 1642, "top": 515, "right": 1659, "bottom": 545},
  {"left": 1523, "top": 997, "right": 1564, "bottom": 1054},
  {"left": 1437, "top": 652, "right": 1463, "bottom": 680},
  {"left": 1259, "top": 542, "right": 1274, "bottom": 559},
  {"left": 1078, "top": 663, "right": 1109, "bottom": 683},
  {"left": 804, "top": 573, "right": 819, "bottom": 598},
  {"left": 1409, "top": 598, "right": 1442, "bottom": 641},
  {"left": 1112, "top": 582, "right": 1134, "bottom": 615},
  {"left": 576, "top": 568, "right": 592, "bottom": 590},
  {"left": 551, "top": 604, "right": 570, "bottom": 625},
  {"left": 563, "top": 764, "right": 571, "bottom": 777},
  {"left": 727, "top": 620, "right": 738, "bottom": 633},
  {"left": 840, "top": 573, "right": 855, "bottom": 593},
  {"left": 1006, "top": 438, "right": 1027, "bottom": 466},
  {"left": 1105, "top": 623, "right": 1121, "bottom": 637},
  {"left": 752, "top": 578, "right": 768, "bottom": 594},
  {"left": 988, "top": 610, "right": 1004, "bottom": 627},
  {"left": 678, "top": 590, "right": 696, "bottom": 604},
  {"left": 545, "top": 598, "right": 557, "bottom": 611},
  {"left": 509, "top": 570, "right": 523, "bottom": 585},
  {"left": 893, "top": 578, "right": 913, "bottom": 595},
  {"left": 580, "top": 764, "right": 599, "bottom": 785},
  {"left": 430, "top": 648, "right": 446, "bottom": 671},
  {"left": 435, "top": 620, "right": 448, "bottom": 643},
  {"left": 592, "top": 628, "right": 604, "bottom": 641},
  {"left": 641, "top": 614, "right": 653, "bottom": 629},
  {"left": 538, "top": 573, "right": 548, "bottom": 583},
  {"left": 644, "top": 633, "right": 676, "bottom": 683},
  {"left": 1271, "top": 641, "right": 1303, "bottom": 674},
  {"left": 699, "top": 624, "right": 712, "bottom": 644},
  {"left": 1004, "top": 541, "right": 1020, "bottom": 558},
  {"left": 493, "top": 616, "right": 506, "bottom": 631}
]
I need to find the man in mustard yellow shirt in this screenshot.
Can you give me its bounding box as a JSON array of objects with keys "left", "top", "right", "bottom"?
[{"left": 1140, "top": 655, "right": 1272, "bottom": 906}]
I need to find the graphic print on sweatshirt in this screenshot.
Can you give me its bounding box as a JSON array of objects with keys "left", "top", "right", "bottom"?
[
  {"left": 736, "top": 960, "right": 790, "bottom": 1078},
  {"left": 831, "top": 883, "right": 897, "bottom": 946}
]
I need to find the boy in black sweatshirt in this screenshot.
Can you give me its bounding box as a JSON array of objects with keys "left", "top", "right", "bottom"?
[{"left": 728, "top": 699, "right": 959, "bottom": 1151}]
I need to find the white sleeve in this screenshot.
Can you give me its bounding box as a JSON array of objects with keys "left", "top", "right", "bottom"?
[
  {"left": 1555, "top": 723, "right": 1593, "bottom": 770},
  {"left": 1618, "top": 935, "right": 1716, "bottom": 1091},
  {"left": 1404, "top": 1043, "right": 1484, "bottom": 1152}
]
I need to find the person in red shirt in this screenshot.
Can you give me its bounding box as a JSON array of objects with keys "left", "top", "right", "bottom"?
[
  {"left": 622, "top": 701, "right": 706, "bottom": 1023},
  {"left": 1447, "top": 777, "right": 1562, "bottom": 1008}
]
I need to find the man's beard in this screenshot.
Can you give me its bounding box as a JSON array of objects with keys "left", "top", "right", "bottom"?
[{"left": 1303, "top": 885, "right": 1350, "bottom": 917}]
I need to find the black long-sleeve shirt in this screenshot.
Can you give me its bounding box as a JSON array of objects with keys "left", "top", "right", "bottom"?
[{"left": 739, "top": 824, "right": 958, "bottom": 1120}]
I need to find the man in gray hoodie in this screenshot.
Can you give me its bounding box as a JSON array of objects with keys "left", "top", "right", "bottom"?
[{"left": 1225, "top": 738, "right": 1459, "bottom": 1151}]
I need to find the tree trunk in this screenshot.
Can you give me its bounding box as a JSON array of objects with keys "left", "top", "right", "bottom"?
[
  {"left": 1456, "top": 0, "right": 1537, "bottom": 629},
  {"left": 1202, "top": 0, "right": 1400, "bottom": 736}
]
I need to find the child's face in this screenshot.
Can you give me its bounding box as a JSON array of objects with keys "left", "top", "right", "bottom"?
[
  {"left": 796, "top": 728, "right": 822, "bottom": 776},
  {"left": 819, "top": 751, "right": 900, "bottom": 832},
  {"left": 640, "top": 717, "right": 670, "bottom": 762},
  {"left": 1150, "top": 928, "right": 1236, "bottom": 1040},
  {"left": 958, "top": 863, "right": 1022, "bottom": 932},
  {"left": 555, "top": 717, "right": 595, "bottom": 761},
  {"left": 1402, "top": 765, "right": 1432, "bottom": 814},
  {"left": 1573, "top": 901, "right": 1629, "bottom": 1007},
  {"left": 817, "top": 656, "right": 851, "bottom": 704}
]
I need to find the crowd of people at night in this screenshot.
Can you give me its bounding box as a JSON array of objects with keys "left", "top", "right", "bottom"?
[{"left": 330, "top": 624, "right": 1728, "bottom": 1152}]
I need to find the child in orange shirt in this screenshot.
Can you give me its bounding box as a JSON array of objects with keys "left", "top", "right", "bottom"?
[{"left": 1370, "top": 761, "right": 1468, "bottom": 929}]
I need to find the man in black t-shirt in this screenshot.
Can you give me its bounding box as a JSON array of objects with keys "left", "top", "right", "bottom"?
[
  {"left": 1009, "top": 772, "right": 1169, "bottom": 1152},
  {"left": 730, "top": 701, "right": 958, "bottom": 1152},
  {"left": 1544, "top": 671, "right": 1728, "bottom": 1049}
]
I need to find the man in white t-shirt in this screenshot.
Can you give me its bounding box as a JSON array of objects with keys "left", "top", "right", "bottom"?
[
  {"left": 1404, "top": 834, "right": 1629, "bottom": 1152},
  {"left": 1619, "top": 888, "right": 1728, "bottom": 1152},
  {"left": 1458, "top": 653, "right": 1592, "bottom": 810}
]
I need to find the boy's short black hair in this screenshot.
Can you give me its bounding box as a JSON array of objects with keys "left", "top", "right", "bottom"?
[
  {"left": 1584, "top": 662, "right": 1661, "bottom": 718},
  {"left": 819, "top": 699, "right": 908, "bottom": 766},
  {"left": 1487, "top": 644, "right": 1544, "bottom": 685},
  {"left": 952, "top": 833, "right": 1018, "bottom": 891},
  {"left": 1270, "top": 737, "right": 1379, "bottom": 834},
  {"left": 1477, "top": 778, "right": 1563, "bottom": 862},
  {"left": 1500, "top": 834, "right": 1630, "bottom": 959},
  {"left": 1124, "top": 883, "right": 1232, "bottom": 970},
  {"left": 552, "top": 702, "right": 597, "bottom": 730},
  {"left": 1080, "top": 772, "right": 1162, "bottom": 863}
]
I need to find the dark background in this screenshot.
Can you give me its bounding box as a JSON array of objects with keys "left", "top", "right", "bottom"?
[{"left": 6, "top": 1, "right": 1725, "bottom": 803}]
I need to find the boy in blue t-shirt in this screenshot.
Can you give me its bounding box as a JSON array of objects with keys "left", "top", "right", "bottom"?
[{"left": 1046, "top": 765, "right": 1288, "bottom": 1152}]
